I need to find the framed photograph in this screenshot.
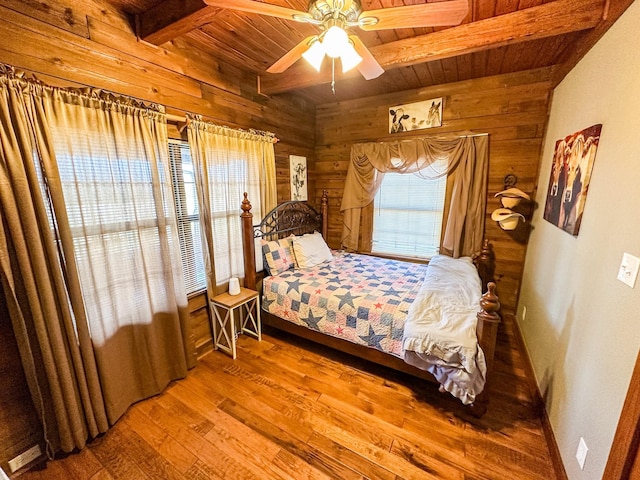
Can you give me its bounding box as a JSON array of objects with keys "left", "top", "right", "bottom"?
[
  {"left": 543, "top": 124, "right": 602, "bottom": 236},
  {"left": 389, "top": 97, "right": 443, "bottom": 134},
  {"left": 290, "top": 155, "right": 307, "bottom": 201}
]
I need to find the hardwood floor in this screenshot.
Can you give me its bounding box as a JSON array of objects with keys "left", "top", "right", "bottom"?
[{"left": 20, "top": 316, "right": 558, "bottom": 479}]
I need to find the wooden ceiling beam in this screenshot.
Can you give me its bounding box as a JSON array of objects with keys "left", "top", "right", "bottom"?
[
  {"left": 552, "top": 0, "right": 636, "bottom": 86},
  {"left": 259, "top": 0, "right": 605, "bottom": 95},
  {"left": 137, "top": 0, "right": 219, "bottom": 45},
  {"left": 137, "top": 0, "right": 306, "bottom": 46}
]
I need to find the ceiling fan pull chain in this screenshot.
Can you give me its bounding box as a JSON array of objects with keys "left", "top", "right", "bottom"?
[
  {"left": 331, "top": 57, "right": 336, "bottom": 94},
  {"left": 334, "top": 0, "right": 344, "bottom": 18}
]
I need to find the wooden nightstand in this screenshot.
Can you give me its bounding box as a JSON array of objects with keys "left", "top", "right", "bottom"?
[{"left": 210, "top": 287, "right": 261, "bottom": 359}]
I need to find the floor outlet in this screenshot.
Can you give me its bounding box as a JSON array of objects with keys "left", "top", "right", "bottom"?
[
  {"left": 8, "top": 444, "right": 42, "bottom": 473},
  {"left": 576, "top": 437, "right": 588, "bottom": 470}
]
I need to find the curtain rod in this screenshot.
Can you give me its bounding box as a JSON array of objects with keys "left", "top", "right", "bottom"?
[
  {"left": 166, "top": 113, "right": 186, "bottom": 123},
  {"left": 461, "top": 133, "right": 489, "bottom": 137},
  {"left": 390, "top": 132, "right": 488, "bottom": 142}
]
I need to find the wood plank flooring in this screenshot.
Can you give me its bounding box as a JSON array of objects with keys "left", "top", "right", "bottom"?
[{"left": 19, "top": 316, "right": 558, "bottom": 479}]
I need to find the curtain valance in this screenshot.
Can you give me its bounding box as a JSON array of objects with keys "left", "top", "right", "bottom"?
[{"left": 341, "top": 135, "right": 488, "bottom": 258}]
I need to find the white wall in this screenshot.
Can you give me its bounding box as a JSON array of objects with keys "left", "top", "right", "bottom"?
[{"left": 518, "top": 1, "right": 640, "bottom": 478}]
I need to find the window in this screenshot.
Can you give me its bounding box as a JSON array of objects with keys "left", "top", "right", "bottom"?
[
  {"left": 205, "top": 152, "right": 260, "bottom": 285},
  {"left": 169, "top": 140, "right": 207, "bottom": 294},
  {"left": 46, "top": 119, "right": 184, "bottom": 343},
  {"left": 372, "top": 166, "right": 447, "bottom": 259}
]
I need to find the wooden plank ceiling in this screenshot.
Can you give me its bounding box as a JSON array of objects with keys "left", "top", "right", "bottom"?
[{"left": 104, "top": 0, "right": 613, "bottom": 104}]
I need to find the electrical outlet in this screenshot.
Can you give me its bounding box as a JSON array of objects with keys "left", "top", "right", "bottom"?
[
  {"left": 8, "top": 444, "right": 42, "bottom": 473},
  {"left": 576, "top": 437, "right": 588, "bottom": 470},
  {"left": 617, "top": 253, "right": 640, "bottom": 288}
]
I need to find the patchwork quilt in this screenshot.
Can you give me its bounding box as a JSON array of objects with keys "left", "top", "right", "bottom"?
[{"left": 262, "top": 251, "right": 429, "bottom": 357}]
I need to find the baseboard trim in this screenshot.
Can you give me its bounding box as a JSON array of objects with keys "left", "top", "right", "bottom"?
[{"left": 508, "top": 313, "right": 568, "bottom": 480}]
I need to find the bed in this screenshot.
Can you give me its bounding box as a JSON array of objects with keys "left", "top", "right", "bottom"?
[{"left": 240, "top": 191, "right": 500, "bottom": 416}]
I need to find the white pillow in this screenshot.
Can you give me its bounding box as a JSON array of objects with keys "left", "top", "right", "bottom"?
[
  {"left": 292, "top": 232, "right": 333, "bottom": 269},
  {"left": 254, "top": 237, "right": 264, "bottom": 273}
]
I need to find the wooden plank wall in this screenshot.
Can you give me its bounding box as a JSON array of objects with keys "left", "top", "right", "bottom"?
[
  {"left": 188, "top": 292, "right": 213, "bottom": 358},
  {"left": 0, "top": 0, "right": 316, "bottom": 359},
  {"left": 0, "top": 0, "right": 316, "bottom": 202},
  {"left": 314, "top": 67, "right": 555, "bottom": 313}
]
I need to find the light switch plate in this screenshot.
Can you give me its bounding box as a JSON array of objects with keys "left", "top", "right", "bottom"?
[
  {"left": 617, "top": 253, "right": 640, "bottom": 288},
  {"left": 576, "top": 437, "right": 588, "bottom": 470}
]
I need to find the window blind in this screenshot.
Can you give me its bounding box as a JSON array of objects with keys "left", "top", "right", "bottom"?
[
  {"left": 169, "top": 140, "right": 206, "bottom": 294},
  {"left": 48, "top": 123, "right": 183, "bottom": 342},
  {"left": 372, "top": 169, "right": 447, "bottom": 258}
]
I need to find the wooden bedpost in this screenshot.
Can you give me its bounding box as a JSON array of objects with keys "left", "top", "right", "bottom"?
[
  {"left": 476, "top": 239, "right": 496, "bottom": 293},
  {"left": 472, "top": 282, "right": 501, "bottom": 416},
  {"left": 321, "top": 190, "right": 329, "bottom": 240},
  {"left": 241, "top": 192, "right": 257, "bottom": 290}
]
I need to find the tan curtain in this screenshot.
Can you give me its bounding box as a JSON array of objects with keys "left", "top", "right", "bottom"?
[
  {"left": 186, "top": 116, "right": 276, "bottom": 292},
  {"left": 0, "top": 66, "right": 195, "bottom": 453},
  {"left": 0, "top": 68, "right": 108, "bottom": 453},
  {"left": 341, "top": 135, "right": 488, "bottom": 257}
]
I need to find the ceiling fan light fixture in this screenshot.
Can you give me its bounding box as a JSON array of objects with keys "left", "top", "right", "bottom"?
[
  {"left": 323, "top": 25, "right": 349, "bottom": 58},
  {"left": 302, "top": 40, "right": 326, "bottom": 71},
  {"left": 340, "top": 41, "right": 362, "bottom": 73}
]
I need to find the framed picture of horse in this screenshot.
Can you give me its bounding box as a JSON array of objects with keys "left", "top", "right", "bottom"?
[
  {"left": 543, "top": 124, "right": 602, "bottom": 236},
  {"left": 388, "top": 98, "right": 443, "bottom": 134},
  {"left": 290, "top": 155, "right": 308, "bottom": 201}
]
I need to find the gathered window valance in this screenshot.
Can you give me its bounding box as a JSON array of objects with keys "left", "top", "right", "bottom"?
[{"left": 341, "top": 135, "right": 489, "bottom": 258}]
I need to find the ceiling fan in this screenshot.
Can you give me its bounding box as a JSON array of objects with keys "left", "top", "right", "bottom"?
[{"left": 206, "top": 0, "right": 469, "bottom": 81}]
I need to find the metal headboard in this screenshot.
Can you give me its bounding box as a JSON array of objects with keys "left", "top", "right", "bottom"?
[
  {"left": 253, "top": 201, "right": 323, "bottom": 242},
  {"left": 241, "top": 191, "right": 328, "bottom": 290}
]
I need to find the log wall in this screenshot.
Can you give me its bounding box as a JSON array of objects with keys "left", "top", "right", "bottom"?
[
  {"left": 313, "top": 67, "right": 555, "bottom": 313},
  {"left": 0, "top": 0, "right": 316, "bottom": 204}
]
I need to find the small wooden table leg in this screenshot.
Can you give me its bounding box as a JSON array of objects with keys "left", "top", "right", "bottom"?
[
  {"left": 241, "top": 296, "right": 261, "bottom": 341},
  {"left": 212, "top": 302, "right": 237, "bottom": 359}
]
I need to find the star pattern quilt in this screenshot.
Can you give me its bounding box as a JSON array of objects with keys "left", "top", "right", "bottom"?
[{"left": 262, "top": 251, "right": 428, "bottom": 357}]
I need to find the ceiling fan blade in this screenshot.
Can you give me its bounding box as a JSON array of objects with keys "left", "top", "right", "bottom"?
[
  {"left": 204, "top": 0, "right": 311, "bottom": 22},
  {"left": 267, "top": 36, "right": 317, "bottom": 74},
  {"left": 358, "top": 0, "right": 469, "bottom": 31},
  {"left": 350, "top": 35, "right": 384, "bottom": 80}
]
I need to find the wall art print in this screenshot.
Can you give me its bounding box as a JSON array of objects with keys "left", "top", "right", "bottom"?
[
  {"left": 389, "top": 98, "right": 443, "bottom": 134},
  {"left": 543, "top": 124, "right": 602, "bottom": 236},
  {"left": 290, "top": 155, "right": 307, "bottom": 201}
]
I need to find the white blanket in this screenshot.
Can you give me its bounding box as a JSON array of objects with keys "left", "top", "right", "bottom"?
[{"left": 402, "top": 255, "right": 487, "bottom": 405}]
